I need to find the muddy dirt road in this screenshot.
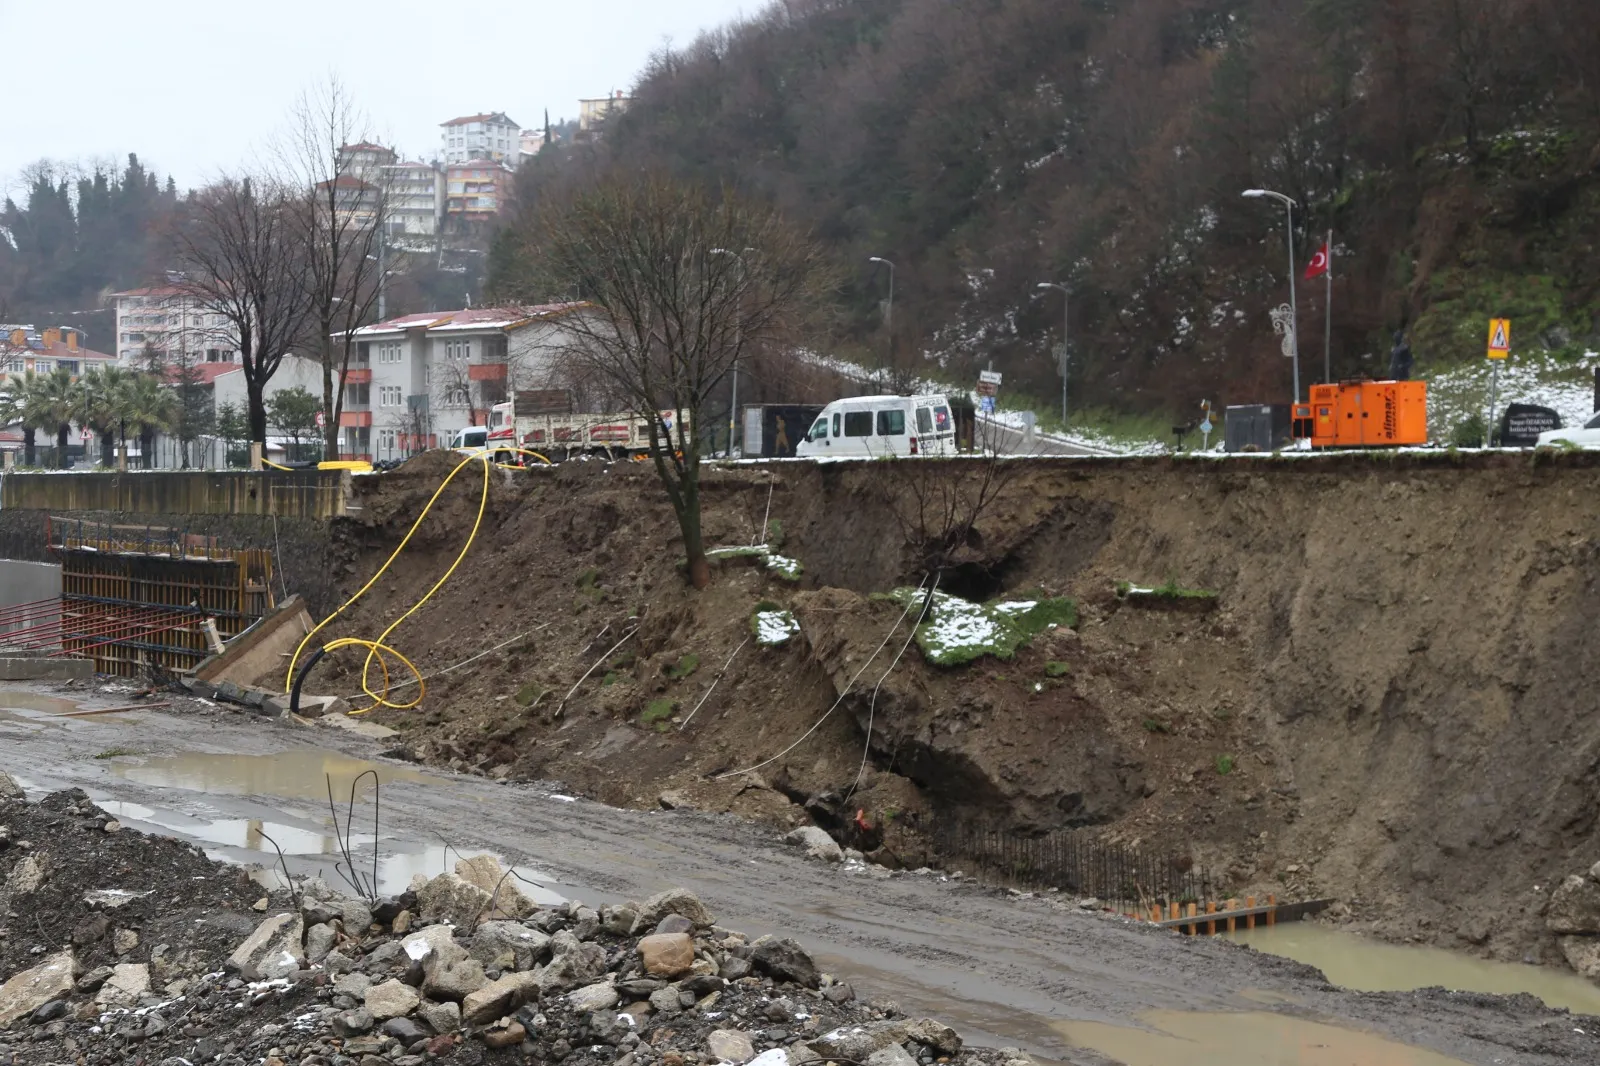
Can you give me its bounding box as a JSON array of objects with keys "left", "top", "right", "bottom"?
[{"left": 2, "top": 688, "right": 1595, "bottom": 1066}]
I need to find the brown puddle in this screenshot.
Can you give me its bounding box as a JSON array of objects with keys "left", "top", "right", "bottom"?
[
  {"left": 1053, "top": 1010, "right": 1473, "bottom": 1066},
  {"left": 1232, "top": 922, "right": 1600, "bottom": 1016},
  {"left": 0, "top": 689, "right": 83, "bottom": 715},
  {"left": 112, "top": 748, "right": 446, "bottom": 801}
]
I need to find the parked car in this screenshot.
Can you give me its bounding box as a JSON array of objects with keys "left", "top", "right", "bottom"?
[
  {"left": 1537, "top": 412, "right": 1600, "bottom": 448},
  {"left": 795, "top": 394, "right": 957, "bottom": 458}
]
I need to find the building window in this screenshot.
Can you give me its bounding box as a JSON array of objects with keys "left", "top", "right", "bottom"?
[
  {"left": 379, "top": 385, "right": 403, "bottom": 407},
  {"left": 378, "top": 342, "right": 402, "bottom": 364},
  {"left": 345, "top": 382, "right": 369, "bottom": 406},
  {"left": 378, "top": 428, "right": 397, "bottom": 455},
  {"left": 444, "top": 387, "right": 469, "bottom": 408}
]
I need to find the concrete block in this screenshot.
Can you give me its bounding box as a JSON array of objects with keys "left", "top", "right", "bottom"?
[
  {"left": 0, "top": 655, "right": 94, "bottom": 681},
  {"left": 215, "top": 681, "right": 247, "bottom": 705}
]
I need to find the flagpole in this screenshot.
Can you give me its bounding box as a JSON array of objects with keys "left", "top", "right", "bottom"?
[{"left": 1324, "top": 229, "right": 1333, "bottom": 384}]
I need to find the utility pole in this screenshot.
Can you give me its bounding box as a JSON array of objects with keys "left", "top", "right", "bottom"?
[
  {"left": 1036, "top": 282, "right": 1070, "bottom": 424},
  {"left": 711, "top": 247, "right": 753, "bottom": 455},
  {"left": 869, "top": 256, "right": 895, "bottom": 390},
  {"left": 1243, "top": 189, "right": 1301, "bottom": 403}
]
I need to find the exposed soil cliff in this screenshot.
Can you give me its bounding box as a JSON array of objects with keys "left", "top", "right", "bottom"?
[{"left": 319, "top": 450, "right": 1600, "bottom": 973}]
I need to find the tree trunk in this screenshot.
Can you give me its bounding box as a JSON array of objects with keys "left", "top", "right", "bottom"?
[
  {"left": 322, "top": 327, "right": 340, "bottom": 461},
  {"left": 247, "top": 381, "right": 268, "bottom": 444},
  {"left": 140, "top": 428, "right": 155, "bottom": 469},
  {"left": 56, "top": 424, "right": 70, "bottom": 469},
  {"left": 679, "top": 468, "right": 709, "bottom": 589},
  {"left": 99, "top": 430, "right": 114, "bottom": 468},
  {"left": 23, "top": 428, "right": 35, "bottom": 466}
]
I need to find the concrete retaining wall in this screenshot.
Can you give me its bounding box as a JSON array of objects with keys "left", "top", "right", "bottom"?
[{"left": 0, "top": 470, "right": 350, "bottom": 518}]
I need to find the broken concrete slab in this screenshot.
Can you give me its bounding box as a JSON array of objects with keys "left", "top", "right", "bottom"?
[{"left": 0, "top": 950, "right": 76, "bottom": 1028}]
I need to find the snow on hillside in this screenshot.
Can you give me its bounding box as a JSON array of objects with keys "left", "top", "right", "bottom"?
[{"left": 1424, "top": 350, "right": 1600, "bottom": 436}]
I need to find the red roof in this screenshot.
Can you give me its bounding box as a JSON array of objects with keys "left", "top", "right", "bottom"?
[
  {"left": 341, "top": 141, "right": 393, "bottom": 154},
  {"left": 160, "top": 361, "right": 240, "bottom": 386},
  {"left": 110, "top": 284, "right": 196, "bottom": 299},
  {"left": 317, "top": 175, "right": 376, "bottom": 190},
  {"left": 1, "top": 335, "right": 115, "bottom": 363}
]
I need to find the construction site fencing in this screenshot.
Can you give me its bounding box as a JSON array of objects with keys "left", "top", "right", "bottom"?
[{"left": 933, "top": 818, "right": 1216, "bottom": 912}]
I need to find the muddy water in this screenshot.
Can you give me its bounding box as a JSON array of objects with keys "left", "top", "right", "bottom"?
[
  {"left": 1054, "top": 1010, "right": 1473, "bottom": 1066},
  {"left": 0, "top": 689, "right": 82, "bottom": 715},
  {"left": 1232, "top": 922, "right": 1600, "bottom": 1016},
  {"left": 112, "top": 747, "right": 445, "bottom": 801}
]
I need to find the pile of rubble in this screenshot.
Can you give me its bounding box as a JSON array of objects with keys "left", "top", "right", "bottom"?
[{"left": 0, "top": 784, "right": 1033, "bottom": 1066}]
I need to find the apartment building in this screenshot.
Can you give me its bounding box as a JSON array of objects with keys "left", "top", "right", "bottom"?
[
  {"left": 109, "top": 282, "right": 240, "bottom": 368},
  {"left": 576, "top": 93, "right": 629, "bottom": 141},
  {"left": 342, "top": 303, "right": 587, "bottom": 462},
  {"left": 440, "top": 112, "right": 521, "bottom": 166},
  {"left": 444, "top": 161, "right": 513, "bottom": 227},
  {"left": 0, "top": 325, "right": 115, "bottom": 377},
  {"left": 383, "top": 161, "right": 444, "bottom": 238}
]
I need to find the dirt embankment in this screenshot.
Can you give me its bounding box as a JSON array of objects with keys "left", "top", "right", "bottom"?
[{"left": 313, "top": 450, "right": 1600, "bottom": 972}]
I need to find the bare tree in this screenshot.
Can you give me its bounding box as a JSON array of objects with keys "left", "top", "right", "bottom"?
[
  {"left": 171, "top": 176, "right": 312, "bottom": 443},
  {"left": 502, "top": 174, "right": 832, "bottom": 587},
  {"left": 281, "top": 78, "right": 391, "bottom": 460}
]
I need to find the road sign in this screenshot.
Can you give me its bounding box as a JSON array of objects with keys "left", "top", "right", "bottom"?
[
  {"left": 978, "top": 395, "right": 996, "bottom": 414},
  {"left": 1487, "top": 318, "right": 1511, "bottom": 360},
  {"left": 978, "top": 370, "right": 1002, "bottom": 386}
]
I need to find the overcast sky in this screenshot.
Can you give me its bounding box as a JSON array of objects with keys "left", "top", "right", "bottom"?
[{"left": 0, "top": 0, "right": 755, "bottom": 196}]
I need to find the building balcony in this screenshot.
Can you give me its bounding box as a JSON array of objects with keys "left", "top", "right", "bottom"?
[
  {"left": 343, "top": 368, "right": 372, "bottom": 384},
  {"left": 339, "top": 411, "right": 373, "bottom": 428},
  {"left": 467, "top": 363, "right": 507, "bottom": 381}
]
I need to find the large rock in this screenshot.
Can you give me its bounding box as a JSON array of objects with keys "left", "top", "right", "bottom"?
[
  {"left": 415, "top": 874, "right": 495, "bottom": 930},
  {"left": 905, "top": 1019, "right": 963, "bottom": 1056},
  {"left": 0, "top": 951, "right": 76, "bottom": 1028},
  {"left": 1559, "top": 936, "right": 1600, "bottom": 981},
  {"left": 364, "top": 978, "right": 421, "bottom": 1021},
  {"left": 470, "top": 921, "right": 551, "bottom": 972},
  {"left": 423, "top": 957, "right": 489, "bottom": 1002},
  {"left": 1547, "top": 875, "right": 1600, "bottom": 935},
  {"left": 632, "top": 887, "right": 713, "bottom": 932},
  {"left": 0, "top": 770, "right": 23, "bottom": 801},
  {"left": 639, "top": 933, "right": 695, "bottom": 978},
  {"left": 419, "top": 998, "right": 461, "bottom": 1034},
  {"left": 305, "top": 922, "right": 337, "bottom": 963},
  {"left": 784, "top": 827, "right": 843, "bottom": 863},
  {"left": 226, "top": 913, "right": 305, "bottom": 981},
  {"left": 4, "top": 855, "right": 45, "bottom": 896},
  {"left": 708, "top": 1029, "right": 757, "bottom": 1063},
  {"left": 454, "top": 855, "right": 535, "bottom": 919},
  {"left": 402, "top": 924, "right": 466, "bottom": 967},
  {"left": 93, "top": 963, "right": 150, "bottom": 1008},
  {"left": 749, "top": 935, "right": 819, "bottom": 988},
  {"left": 568, "top": 980, "right": 620, "bottom": 1012},
  {"left": 811, "top": 1021, "right": 915, "bottom": 1061},
  {"left": 536, "top": 941, "right": 608, "bottom": 994},
  {"left": 461, "top": 970, "right": 539, "bottom": 1025}
]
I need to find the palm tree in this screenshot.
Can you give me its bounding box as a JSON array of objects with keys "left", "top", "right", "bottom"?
[
  {"left": 75, "top": 366, "right": 134, "bottom": 467},
  {"left": 4, "top": 371, "right": 43, "bottom": 466},
  {"left": 32, "top": 368, "right": 78, "bottom": 469},
  {"left": 0, "top": 376, "right": 25, "bottom": 466},
  {"left": 125, "top": 374, "right": 177, "bottom": 469}
]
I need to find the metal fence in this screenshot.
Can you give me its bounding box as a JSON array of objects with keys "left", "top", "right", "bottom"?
[{"left": 933, "top": 819, "right": 1217, "bottom": 912}]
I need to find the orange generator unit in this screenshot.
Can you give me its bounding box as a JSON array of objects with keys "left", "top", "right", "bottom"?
[{"left": 1291, "top": 379, "right": 1428, "bottom": 448}]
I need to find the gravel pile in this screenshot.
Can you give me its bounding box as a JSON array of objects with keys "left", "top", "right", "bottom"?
[{"left": 0, "top": 784, "right": 1034, "bottom": 1066}]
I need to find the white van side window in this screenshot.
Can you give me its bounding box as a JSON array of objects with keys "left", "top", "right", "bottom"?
[
  {"left": 843, "top": 411, "right": 873, "bottom": 437},
  {"left": 876, "top": 409, "right": 905, "bottom": 435},
  {"left": 916, "top": 408, "right": 933, "bottom": 434},
  {"left": 832, "top": 413, "right": 841, "bottom": 436},
  {"left": 808, "top": 418, "right": 829, "bottom": 441}
]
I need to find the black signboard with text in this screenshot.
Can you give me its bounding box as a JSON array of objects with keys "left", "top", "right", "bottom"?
[{"left": 1499, "top": 403, "right": 1562, "bottom": 447}]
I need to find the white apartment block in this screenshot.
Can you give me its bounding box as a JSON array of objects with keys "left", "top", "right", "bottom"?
[
  {"left": 383, "top": 161, "right": 444, "bottom": 238},
  {"left": 343, "top": 303, "right": 588, "bottom": 462},
  {"left": 440, "top": 112, "right": 521, "bottom": 166},
  {"left": 109, "top": 283, "right": 240, "bottom": 367}
]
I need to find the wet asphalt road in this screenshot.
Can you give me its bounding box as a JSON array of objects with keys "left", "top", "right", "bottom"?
[{"left": 1, "top": 689, "right": 1595, "bottom": 1066}]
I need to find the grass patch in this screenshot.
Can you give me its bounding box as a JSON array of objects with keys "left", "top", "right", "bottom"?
[
  {"left": 640, "top": 698, "right": 677, "bottom": 731},
  {"left": 1044, "top": 661, "right": 1071, "bottom": 678},
  {"left": 601, "top": 671, "right": 619, "bottom": 687},
  {"left": 1215, "top": 754, "right": 1235, "bottom": 776},
  {"left": 514, "top": 683, "right": 545, "bottom": 707},
  {"left": 705, "top": 544, "right": 803, "bottom": 582},
  {"left": 664, "top": 654, "right": 700, "bottom": 680},
  {"left": 883, "top": 588, "right": 1078, "bottom": 667},
  {"left": 93, "top": 747, "right": 141, "bottom": 759},
  {"left": 1117, "top": 578, "right": 1218, "bottom": 605},
  {"left": 1142, "top": 719, "right": 1169, "bottom": 734},
  {"left": 765, "top": 519, "right": 785, "bottom": 550}
]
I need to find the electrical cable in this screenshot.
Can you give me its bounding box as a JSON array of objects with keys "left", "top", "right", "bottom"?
[
  {"left": 714, "top": 574, "right": 930, "bottom": 781},
  {"left": 284, "top": 447, "right": 553, "bottom": 715},
  {"left": 844, "top": 574, "right": 936, "bottom": 802}
]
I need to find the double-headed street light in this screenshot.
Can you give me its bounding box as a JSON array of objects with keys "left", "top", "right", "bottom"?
[
  {"left": 1242, "top": 188, "right": 1301, "bottom": 403},
  {"left": 1036, "top": 282, "right": 1069, "bottom": 424}
]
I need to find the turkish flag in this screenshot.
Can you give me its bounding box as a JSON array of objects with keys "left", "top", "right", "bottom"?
[{"left": 1305, "top": 243, "right": 1330, "bottom": 279}]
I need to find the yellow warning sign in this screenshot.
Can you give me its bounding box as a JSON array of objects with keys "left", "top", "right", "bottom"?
[{"left": 1487, "top": 318, "right": 1511, "bottom": 360}]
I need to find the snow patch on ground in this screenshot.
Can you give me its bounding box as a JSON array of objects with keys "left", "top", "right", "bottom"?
[
  {"left": 1425, "top": 351, "right": 1600, "bottom": 436},
  {"left": 754, "top": 609, "right": 801, "bottom": 646}
]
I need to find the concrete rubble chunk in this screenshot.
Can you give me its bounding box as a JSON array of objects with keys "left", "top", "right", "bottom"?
[
  {"left": 93, "top": 963, "right": 150, "bottom": 1008},
  {"left": 419, "top": 998, "right": 461, "bottom": 1034},
  {"left": 461, "top": 970, "right": 539, "bottom": 1025},
  {"left": 568, "top": 979, "right": 620, "bottom": 1012},
  {"left": 402, "top": 923, "right": 463, "bottom": 964},
  {"left": 5, "top": 854, "right": 45, "bottom": 896},
  {"left": 632, "top": 887, "right": 714, "bottom": 932},
  {"left": 454, "top": 855, "right": 535, "bottom": 919},
  {"left": 749, "top": 935, "right": 820, "bottom": 988},
  {"left": 536, "top": 940, "right": 608, "bottom": 993},
  {"left": 424, "top": 956, "right": 489, "bottom": 1002},
  {"left": 1558, "top": 936, "right": 1600, "bottom": 981},
  {"left": 226, "top": 912, "right": 305, "bottom": 982},
  {"left": 0, "top": 950, "right": 76, "bottom": 1028},
  {"left": 866, "top": 1046, "right": 919, "bottom": 1066},
  {"left": 639, "top": 932, "right": 696, "bottom": 978},
  {"left": 1547, "top": 875, "right": 1600, "bottom": 935},
  {"left": 905, "top": 1019, "right": 963, "bottom": 1056},
  {"left": 708, "top": 1028, "right": 757, "bottom": 1063},
  {"left": 783, "top": 826, "right": 844, "bottom": 863},
  {"left": 416, "top": 873, "right": 496, "bottom": 930},
  {"left": 364, "top": 978, "right": 421, "bottom": 1021},
  {"left": 810, "top": 1020, "right": 914, "bottom": 1060},
  {"left": 469, "top": 920, "right": 550, "bottom": 971},
  {"left": 305, "top": 922, "right": 337, "bottom": 963},
  {"left": 0, "top": 770, "right": 24, "bottom": 801}
]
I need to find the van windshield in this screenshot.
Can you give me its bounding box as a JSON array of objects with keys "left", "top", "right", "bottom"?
[{"left": 808, "top": 418, "right": 829, "bottom": 441}]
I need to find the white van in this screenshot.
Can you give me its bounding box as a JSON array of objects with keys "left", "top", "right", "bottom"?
[
  {"left": 795, "top": 395, "right": 957, "bottom": 458},
  {"left": 448, "top": 426, "right": 488, "bottom": 456}
]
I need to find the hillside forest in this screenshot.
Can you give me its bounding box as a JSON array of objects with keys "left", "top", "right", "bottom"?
[{"left": 496, "top": 0, "right": 1600, "bottom": 419}]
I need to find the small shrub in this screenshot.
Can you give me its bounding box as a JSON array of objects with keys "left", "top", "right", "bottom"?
[
  {"left": 601, "top": 671, "right": 619, "bottom": 687},
  {"left": 575, "top": 567, "right": 601, "bottom": 589},
  {"left": 514, "top": 683, "right": 544, "bottom": 707},
  {"left": 1044, "top": 661, "right": 1071, "bottom": 678},
  {"left": 1449, "top": 414, "right": 1486, "bottom": 448},
  {"left": 766, "top": 518, "right": 785, "bottom": 550},
  {"left": 1215, "top": 754, "right": 1235, "bottom": 775},
  {"left": 641, "top": 698, "right": 677, "bottom": 731},
  {"left": 664, "top": 654, "right": 700, "bottom": 680}
]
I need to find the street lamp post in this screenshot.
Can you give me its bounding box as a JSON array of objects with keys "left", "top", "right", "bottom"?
[
  {"left": 1036, "top": 282, "right": 1070, "bottom": 424},
  {"left": 710, "top": 247, "right": 752, "bottom": 456},
  {"left": 868, "top": 256, "right": 895, "bottom": 388},
  {"left": 1242, "top": 188, "right": 1301, "bottom": 403}
]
